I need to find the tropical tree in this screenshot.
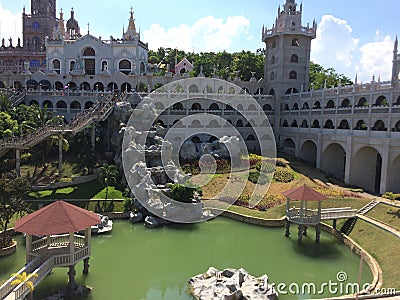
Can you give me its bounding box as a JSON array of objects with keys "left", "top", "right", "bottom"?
[
  {"left": 98, "top": 164, "right": 119, "bottom": 210},
  {"left": 309, "top": 62, "right": 353, "bottom": 90},
  {"left": 10, "top": 272, "right": 38, "bottom": 300},
  {"left": 0, "top": 171, "right": 31, "bottom": 249}
]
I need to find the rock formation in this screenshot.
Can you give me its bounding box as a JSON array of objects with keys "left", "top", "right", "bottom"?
[{"left": 189, "top": 267, "right": 278, "bottom": 300}]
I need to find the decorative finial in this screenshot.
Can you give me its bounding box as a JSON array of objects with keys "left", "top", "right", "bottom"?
[{"left": 87, "top": 22, "right": 90, "bottom": 34}]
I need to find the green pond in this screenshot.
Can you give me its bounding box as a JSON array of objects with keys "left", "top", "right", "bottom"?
[{"left": 0, "top": 218, "right": 372, "bottom": 299}]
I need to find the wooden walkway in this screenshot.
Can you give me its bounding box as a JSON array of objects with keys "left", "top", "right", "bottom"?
[{"left": 0, "top": 235, "right": 90, "bottom": 300}]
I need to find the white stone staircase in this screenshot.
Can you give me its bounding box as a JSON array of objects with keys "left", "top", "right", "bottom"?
[
  {"left": 0, "top": 92, "right": 125, "bottom": 158},
  {"left": 357, "top": 200, "right": 379, "bottom": 215}
]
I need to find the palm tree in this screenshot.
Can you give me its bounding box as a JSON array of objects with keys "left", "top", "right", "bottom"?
[
  {"left": 98, "top": 164, "right": 118, "bottom": 211},
  {"left": 10, "top": 272, "right": 38, "bottom": 300}
]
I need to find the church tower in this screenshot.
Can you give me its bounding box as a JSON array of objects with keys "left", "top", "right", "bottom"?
[
  {"left": 262, "top": 0, "right": 316, "bottom": 97},
  {"left": 23, "top": 0, "right": 58, "bottom": 51}
]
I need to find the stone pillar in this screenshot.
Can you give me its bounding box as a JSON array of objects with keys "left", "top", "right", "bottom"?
[
  {"left": 106, "top": 119, "right": 111, "bottom": 152},
  {"left": 285, "top": 220, "right": 290, "bottom": 237},
  {"left": 58, "top": 134, "right": 63, "bottom": 179},
  {"left": 315, "top": 224, "right": 321, "bottom": 243},
  {"left": 344, "top": 136, "right": 353, "bottom": 184},
  {"left": 83, "top": 257, "right": 90, "bottom": 275},
  {"left": 315, "top": 133, "right": 322, "bottom": 169},
  {"left": 379, "top": 139, "right": 390, "bottom": 194},
  {"left": 67, "top": 265, "right": 77, "bottom": 290},
  {"left": 297, "top": 225, "right": 303, "bottom": 244},
  {"left": 15, "top": 148, "right": 21, "bottom": 177},
  {"left": 303, "top": 225, "right": 308, "bottom": 236},
  {"left": 91, "top": 125, "right": 96, "bottom": 152},
  {"left": 26, "top": 234, "right": 32, "bottom": 262}
]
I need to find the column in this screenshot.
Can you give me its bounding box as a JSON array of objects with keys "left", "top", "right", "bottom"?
[
  {"left": 344, "top": 136, "right": 353, "bottom": 184},
  {"left": 285, "top": 220, "right": 290, "bottom": 237},
  {"left": 67, "top": 265, "right": 77, "bottom": 290},
  {"left": 91, "top": 125, "right": 96, "bottom": 152},
  {"left": 15, "top": 148, "right": 21, "bottom": 177},
  {"left": 297, "top": 225, "right": 303, "bottom": 244},
  {"left": 58, "top": 134, "right": 63, "bottom": 179},
  {"left": 379, "top": 139, "right": 390, "bottom": 194},
  {"left": 315, "top": 133, "right": 322, "bottom": 169},
  {"left": 315, "top": 224, "right": 321, "bottom": 243}
]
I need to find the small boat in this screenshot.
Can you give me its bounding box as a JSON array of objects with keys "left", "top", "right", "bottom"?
[{"left": 91, "top": 214, "right": 113, "bottom": 234}]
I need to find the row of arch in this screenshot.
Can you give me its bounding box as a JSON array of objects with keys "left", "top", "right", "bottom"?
[
  {"left": 23, "top": 80, "right": 150, "bottom": 92},
  {"left": 162, "top": 118, "right": 272, "bottom": 129},
  {"left": 51, "top": 58, "right": 146, "bottom": 76},
  {"left": 26, "top": 99, "right": 94, "bottom": 110},
  {"left": 282, "top": 139, "right": 400, "bottom": 193},
  {"left": 167, "top": 102, "right": 273, "bottom": 112},
  {"left": 281, "top": 119, "right": 400, "bottom": 131},
  {"left": 283, "top": 95, "right": 400, "bottom": 110}
]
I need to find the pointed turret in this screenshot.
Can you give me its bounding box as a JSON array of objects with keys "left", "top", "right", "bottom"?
[
  {"left": 59, "top": 8, "right": 65, "bottom": 36},
  {"left": 123, "top": 7, "right": 139, "bottom": 41},
  {"left": 128, "top": 7, "right": 137, "bottom": 34}
]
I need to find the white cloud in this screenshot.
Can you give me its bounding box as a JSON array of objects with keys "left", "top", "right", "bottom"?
[
  {"left": 311, "top": 14, "right": 394, "bottom": 82},
  {"left": 311, "top": 15, "right": 359, "bottom": 72},
  {"left": 0, "top": 3, "right": 22, "bottom": 44},
  {"left": 143, "top": 15, "right": 250, "bottom": 53},
  {"left": 356, "top": 34, "right": 393, "bottom": 83}
]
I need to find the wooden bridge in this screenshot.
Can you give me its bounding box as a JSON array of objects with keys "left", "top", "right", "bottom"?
[{"left": 287, "top": 207, "right": 358, "bottom": 225}]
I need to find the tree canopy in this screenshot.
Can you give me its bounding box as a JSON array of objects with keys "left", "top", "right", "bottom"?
[
  {"left": 149, "top": 48, "right": 351, "bottom": 88},
  {"left": 309, "top": 62, "right": 353, "bottom": 90}
]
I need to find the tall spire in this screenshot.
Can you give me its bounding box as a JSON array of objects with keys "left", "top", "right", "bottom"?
[
  {"left": 395, "top": 36, "right": 398, "bottom": 52},
  {"left": 128, "top": 6, "right": 137, "bottom": 33},
  {"left": 59, "top": 8, "right": 65, "bottom": 35}
]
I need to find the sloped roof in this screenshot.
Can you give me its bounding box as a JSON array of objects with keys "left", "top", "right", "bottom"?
[
  {"left": 14, "top": 201, "right": 100, "bottom": 236},
  {"left": 282, "top": 185, "right": 328, "bottom": 201}
]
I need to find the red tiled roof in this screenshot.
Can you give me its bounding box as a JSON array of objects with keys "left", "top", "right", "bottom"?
[
  {"left": 14, "top": 201, "right": 101, "bottom": 235},
  {"left": 282, "top": 185, "right": 328, "bottom": 201}
]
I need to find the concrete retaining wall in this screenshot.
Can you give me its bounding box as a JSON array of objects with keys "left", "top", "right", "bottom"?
[{"left": 219, "top": 209, "right": 385, "bottom": 299}]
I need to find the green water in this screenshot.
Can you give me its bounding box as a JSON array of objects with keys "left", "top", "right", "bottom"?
[{"left": 0, "top": 218, "right": 372, "bottom": 299}]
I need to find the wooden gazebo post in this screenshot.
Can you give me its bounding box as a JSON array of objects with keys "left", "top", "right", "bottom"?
[{"left": 283, "top": 185, "right": 328, "bottom": 244}]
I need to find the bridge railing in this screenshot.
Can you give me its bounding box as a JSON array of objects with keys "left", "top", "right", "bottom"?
[
  {"left": 0, "top": 91, "right": 124, "bottom": 153},
  {"left": 13, "top": 257, "right": 54, "bottom": 300},
  {"left": 0, "top": 256, "right": 44, "bottom": 300}
]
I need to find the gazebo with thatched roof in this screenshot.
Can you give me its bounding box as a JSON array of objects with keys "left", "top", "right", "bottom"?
[
  {"left": 14, "top": 201, "right": 100, "bottom": 290},
  {"left": 282, "top": 185, "right": 328, "bottom": 244}
]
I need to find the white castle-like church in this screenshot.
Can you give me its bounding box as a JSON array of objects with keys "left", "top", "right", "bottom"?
[{"left": 0, "top": 0, "right": 400, "bottom": 195}]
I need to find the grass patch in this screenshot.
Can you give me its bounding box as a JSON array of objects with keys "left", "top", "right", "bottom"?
[
  {"left": 349, "top": 220, "right": 400, "bottom": 289},
  {"left": 26, "top": 180, "right": 124, "bottom": 200},
  {"left": 366, "top": 203, "right": 400, "bottom": 232},
  {"left": 227, "top": 204, "right": 286, "bottom": 219}
]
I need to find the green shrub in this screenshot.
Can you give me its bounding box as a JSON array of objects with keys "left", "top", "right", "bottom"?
[
  {"left": 255, "top": 161, "right": 275, "bottom": 173},
  {"left": 123, "top": 198, "right": 135, "bottom": 212},
  {"left": 168, "top": 184, "right": 202, "bottom": 203},
  {"left": 273, "top": 170, "right": 294, "bottom": 183},
  {"left": 248, "top": 171, "right": 270, "bottom": 185}
]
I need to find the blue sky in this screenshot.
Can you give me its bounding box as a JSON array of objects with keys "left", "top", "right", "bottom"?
[{"left": 0, "top": 0, "right": 398, "bottom": 82}]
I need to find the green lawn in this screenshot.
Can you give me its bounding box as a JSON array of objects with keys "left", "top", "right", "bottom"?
[
  {"left": 366, "top": 203, "right": 400, "bottom": 232},
  {"left": 26, "top": 180, "right": 124, "bottom": 200},
  {"left": 227, "top": 199, "right": 400, "bottom": 291},
  {"left": 349, "top": 220, "right": 400, "bottom": 290}
]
